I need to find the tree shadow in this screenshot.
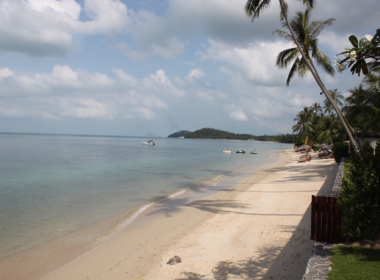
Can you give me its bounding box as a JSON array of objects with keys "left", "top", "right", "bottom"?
[{"left": 173, "top": 158, "right": 338, "bottom": 279}]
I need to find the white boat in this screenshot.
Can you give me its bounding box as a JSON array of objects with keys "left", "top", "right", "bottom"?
[
  {"left": 142, "top": 140, "right": 155, "bottom": 146},
  {"left": 250, "top": 149, "right": 257, "bottom": 154},
  {"left": 236, "top": 150, "right": 245, "bottom": 154},
  {"left": 179, "top": 136, "right": 185, "bottom": 138},
  {"left": 222, "top": 149, "right": 232, "bottom": 153}
]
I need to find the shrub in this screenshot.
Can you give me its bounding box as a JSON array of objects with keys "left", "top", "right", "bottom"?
[
  {"left": 340, "top": 141, "right": 380, "bottom": 242},
  {"left": 332, "top": 142, "right": 349, "bottom": 163},
  {"left": 294, "top": 138, "right": 304, "bottom": 147}
]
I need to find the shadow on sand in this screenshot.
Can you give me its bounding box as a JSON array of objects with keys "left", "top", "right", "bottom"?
[{"left": 172, "top": 159, "right": 338, "bottom": 280}]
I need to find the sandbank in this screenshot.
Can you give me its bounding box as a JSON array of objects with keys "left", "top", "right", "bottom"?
[{"left": 39, "top": 150, "right": 338, "bottom": 279}]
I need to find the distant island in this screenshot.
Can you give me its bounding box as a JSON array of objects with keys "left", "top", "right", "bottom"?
[
  {"left": 167, "top": 128, "right": 298, "bottom": 143},
  {"left": 167, "top": 130, "right": 192, "bottom": 138}
]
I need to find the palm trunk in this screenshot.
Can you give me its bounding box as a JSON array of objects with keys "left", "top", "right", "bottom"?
[
  {"left": 278, "top": 0, "right": 360, "bottom": 153},
  {"left": 308, "top": 59, "right": 360, "bottom": 146}
]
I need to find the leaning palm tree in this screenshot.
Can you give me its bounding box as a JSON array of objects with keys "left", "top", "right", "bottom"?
[
  {"left": 273, "top": 9, "right": 335, "bottom": 86},
  {"left": 324, "top": 89, "right": 344, "bottom": 115},
  {"left": 245, "top": 0, "right": 360, "bottom": 152}
]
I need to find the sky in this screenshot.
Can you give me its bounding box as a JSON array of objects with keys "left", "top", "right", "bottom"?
[{"left": 0, "top": 0, "right": 378, "bottom": 137}]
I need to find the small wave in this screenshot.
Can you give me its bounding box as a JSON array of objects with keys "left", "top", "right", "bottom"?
[
  {"left": 114, "top": 203, "right": 154, "bottom": 232},
  {"left": 214, "top": 175, "right": 222, "bottom": 181},
  {"left": 168, "top": 190, "right": 186, "bottom": 199}
]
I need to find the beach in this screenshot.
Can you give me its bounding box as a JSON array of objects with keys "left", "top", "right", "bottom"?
[{"left": 39, "top": 150, "right": 338, "bottom": 280}]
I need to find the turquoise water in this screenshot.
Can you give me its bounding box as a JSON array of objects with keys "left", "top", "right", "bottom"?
[{"left": 0, "top": 133, "right": 292, "bottom": 262}]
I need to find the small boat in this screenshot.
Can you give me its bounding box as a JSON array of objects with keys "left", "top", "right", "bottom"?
[
  {"left": 222, "top": 150, "right": 232, "bottom": 153},
  {"left": 250, "top": 149, "right": 257, "bottom": 154},
  {"left": 235, "top": 150, "right": 245, "bottom": 154},
  {"left": 142, "top": 140, "right": 155, "bottom": 146}
]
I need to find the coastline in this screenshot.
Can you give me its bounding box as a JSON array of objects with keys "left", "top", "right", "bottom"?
[
  {"left": 2, "top": 148, "right": 338, "bottom": 279},
  {"left": 0, "top": 148, "right": 281, "bottom": 280},
  {"left": 40, "top": 149, "right": 309, "bottom": 280}
]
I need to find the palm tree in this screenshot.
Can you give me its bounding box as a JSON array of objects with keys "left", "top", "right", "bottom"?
[
  {"left": 273, "top": 9, "right": 335, "bottom": 86},
  {"left": 344, "top": 84, "right": 380, "bottom": 134},
  {"left": 245, "top": 0, "right": 360, "bottom": 152},
  {"left": 317, "top": 115, "right": 339, "bottom": 144},
  {"left": 310, "top": 102, "right": 323, "bottom": 117},
  {"left": 292, "top": 107, "right": 313, "bottom": 134},
  {"left": 324, "top": 89, "right": 344, "bottom": 115}
]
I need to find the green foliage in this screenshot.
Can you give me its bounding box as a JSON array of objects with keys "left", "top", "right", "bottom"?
[
  {"left": 311, "top": 144, "right": 321, "bottom": 152},
  {"left": 332, "top": 142, "right": 349, "bottom": 163},
  {"left": 294, "top": 138, "right": 304, "bottom": 147},
  {"left": 340, "top": 142, "right": 380, "bottom": 242},
  {"left": 329, "top": 246, "right": 380, "bottom": 280},
  {"left": 253, "top": 133, "right": 299, "bottom": 143},
  {"left": 273, "top": 9, "right": 335, "bottom": 86},
  {"left": 335, "top": 29, "right": 380, "bottom": 76},
  {"left": 363, "top": 140, "right": 374, "bottom": 156},
  {"left": 184, "top": 128, "right": 298, "bottom": 143},
  {"left": 343, "top": 161, "right": 353, "bottom": 181},
  {"left": 185, "top": 128, "right": 254, "bottom": 140}
]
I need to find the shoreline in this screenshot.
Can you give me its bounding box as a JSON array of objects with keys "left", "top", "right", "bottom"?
[
  {"left": 40, "top": 149, "right": 338, "bottom": 279},
  {"left": 39, "top": 150, "right": 296, "bottom": 280},
  {"left": 0, "top": 149, "right": 282, "bottom": 280}
]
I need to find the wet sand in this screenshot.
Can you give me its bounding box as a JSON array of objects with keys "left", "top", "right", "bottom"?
[{"left": 39, "top": 150, "right": 337, "bottom": 279}]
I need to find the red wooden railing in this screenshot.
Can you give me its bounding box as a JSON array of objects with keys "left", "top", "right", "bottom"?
[{"left": 310, "top": 195, "right": 341, "bottom": 243}]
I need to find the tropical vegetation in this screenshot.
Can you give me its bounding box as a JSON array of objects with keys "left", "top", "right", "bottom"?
[
  {"left": 168, "top": 128, "right": 298, "bottom": 143},
  {"left": 245, "top": 0, "right": 360, "bottom": 152},
  {"left": 273, "top": 9, "right": 335, "bottom": 86}
]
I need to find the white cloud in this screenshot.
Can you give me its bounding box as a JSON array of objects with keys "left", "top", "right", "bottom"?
[
  {"left": 144, "top": 70, "right": 186, "bottom": 97},
  {"left": 0, "top": 0, "right": 129, "bottom": 56},
  {"left": 0, "top": 68, "right": 14, "bottom": 79},
  {"left": 0, "top": 66, "right": 177, "bottom": 120},
  {"left": 195, "top": 89, "right": 226, "bottom": 101},
  {"left": 199, "top": 39, "right": 290, "bottom": 86},
  {"left": 188, "top": 68, "right": 205, "bottom": 80},
  {"left": 225, "top": 104, "right": 248, "bottom": 121}
]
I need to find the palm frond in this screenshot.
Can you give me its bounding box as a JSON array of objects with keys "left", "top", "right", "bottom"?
[
  {"left": 309, "top": 18, "right": 336, "bottom": 39},
  {"left": 297, "top": 57, "right": 309, "bottom": 78},
  {"left": 245, "top": 0, "right": 271, "bottom": 21},
  {"left": 286, "top": 57, "right": 300, "bottom": 86},
  {"left": 300, "top": 0, "right": 314, "bottom": 9},
  {"left": 276, "top": 47, "right": 299, "bottom": 68},
  {"left": 314, "top": 50, "right": 335, "bottom": 76},
  {"left": 272, "top": 29, "right": 293, "bottom": 42}
]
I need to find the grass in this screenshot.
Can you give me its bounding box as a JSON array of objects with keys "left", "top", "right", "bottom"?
[{"left": 329, "top": 246, "right": 380, "bottom": 280}]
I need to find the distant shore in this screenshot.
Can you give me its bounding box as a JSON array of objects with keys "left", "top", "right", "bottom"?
[{"left": 37, "top": 150, "right": 337, "bottom": 279}]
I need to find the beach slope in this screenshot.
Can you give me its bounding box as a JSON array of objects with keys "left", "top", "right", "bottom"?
[{"left": 43, "top": 151, "right": 337, "bottom": 279}]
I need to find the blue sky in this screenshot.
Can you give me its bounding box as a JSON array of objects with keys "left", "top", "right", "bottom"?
[{"left": 0, "top": 0, "right": 378, "bottom": 137}]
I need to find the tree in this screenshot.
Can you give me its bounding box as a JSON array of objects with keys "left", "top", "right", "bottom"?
[
  {"left": 245, "top": 0, "right": 360, "bottom": 152},
  {"left": 344, "top": 78, "right": 380, "bottom": 135},
  {"left": 324, "top": 89, "right": 344, "bottom": 115},
  {"left": 317, "top": 115, "right": 339, "bottom": 144},
  {"left": 310, "top": 102, "right": 323, "bottom": 117},
  {"left": 292, "top": 107, "right": 313, "bottom": 134},
  {"left": 273, "top": 9, "right": 335, "bottom": 86},
  {"left": 334, "top": 29, "right": 380, "bottom": 76}
]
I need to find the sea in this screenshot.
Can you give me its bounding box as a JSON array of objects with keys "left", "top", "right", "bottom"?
[{"left": 0, "top": 133, "right": 292, "bottom": 278}]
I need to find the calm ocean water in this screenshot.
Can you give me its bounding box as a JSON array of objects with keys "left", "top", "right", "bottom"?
[{"left": 0, "top": 133, "right": 292, "bottom": 262}]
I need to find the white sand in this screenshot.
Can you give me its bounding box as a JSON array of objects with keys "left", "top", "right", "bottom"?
[{"left": 41, "top": 150, "right": 338, "bottom": 280}]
